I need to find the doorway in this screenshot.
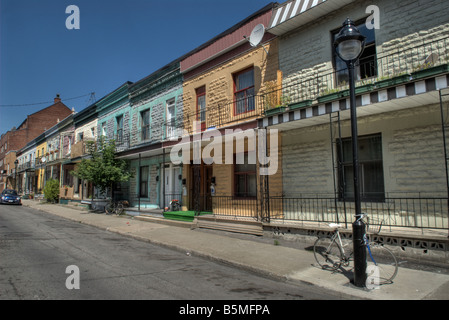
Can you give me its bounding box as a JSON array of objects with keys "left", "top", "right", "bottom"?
[{"left": 190, "top": 164, "right": 213, "bottom": 213}]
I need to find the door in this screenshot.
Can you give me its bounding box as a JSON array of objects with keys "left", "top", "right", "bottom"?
[
  {"left": 161, "top": 164, "right": 182, "bottom": 209},
  {"left": 166, "top": 99, "right": 176, "bottom": 139},
  {"left": 190, "top": 164, "right": 213, "bottom": 213}
]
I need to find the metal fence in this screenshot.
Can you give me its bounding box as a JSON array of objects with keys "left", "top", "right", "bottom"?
[
  {"left": 200, "top": 193, "right": 448, "bottom": 231},
  {"left": 268, "top": 194, "right": 448, "bottom": 231}
]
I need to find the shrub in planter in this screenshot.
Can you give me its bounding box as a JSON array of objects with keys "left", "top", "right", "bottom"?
[{"left": 44, "top": 179, "right": 60, "bottom": 203}]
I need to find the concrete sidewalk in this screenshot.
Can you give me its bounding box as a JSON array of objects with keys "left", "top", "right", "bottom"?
[{"left": 21, "top": 200, "right": 449, "bottom": 300}]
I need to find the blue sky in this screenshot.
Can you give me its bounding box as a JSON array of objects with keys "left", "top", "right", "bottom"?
[{"left": 0, "top": 0, "right": 272, "bottom": 134}]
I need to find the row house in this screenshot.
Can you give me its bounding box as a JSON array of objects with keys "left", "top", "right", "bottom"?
[
  {"left": 96, "top": 82, "right": 133, "bottom": 202},
  {"left": 0, "top": 95, "right": 72, "bottom": 192},
  {"left": 117, "top": 61, "right": 184, "bottom": 211},
  {"left": 16, "top": 140, "right": 37, "bottom": 195},
  {"left": 256, "top": 0, "right": 449, "bottom": 230},
  {"left": 60, "top": 102, "right": 98, "bottom": 201},
  {"left": 176, "top": 2, "right": 281, "bottom": 218},
  {"left": 44, "top": 114, "right": 75, "bottom": 188}
]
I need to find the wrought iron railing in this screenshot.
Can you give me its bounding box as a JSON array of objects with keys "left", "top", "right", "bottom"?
[
  {"left": 261, "top": 36, "right": 449, "bottom": 112},
  {"left": 268, "top": 194, "right": 448, "bottom": 231}
]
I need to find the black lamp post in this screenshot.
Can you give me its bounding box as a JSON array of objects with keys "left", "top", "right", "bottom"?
[
  {"left": 334, "top": 18, "right": 367, "bottom": 288},
  {"left": 14, "top": 159, "right": 19, "bottom": 190}
]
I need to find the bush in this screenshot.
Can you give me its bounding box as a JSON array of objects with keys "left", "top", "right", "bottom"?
[{"left": 43, "top": 179, "right": 60, "bottom": 203}]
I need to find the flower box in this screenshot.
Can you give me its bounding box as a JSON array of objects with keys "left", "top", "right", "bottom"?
[
  {"left": 317, "top": 90, "right": 349, "bottom": 104},
  {"left": 289, "top": 99, "right": 313, "bottom": 110},
  {"left": 375, "top": 74, "right": 411, "bottom": 89},
  {"left": 411, "top": 64, "right": 449, "bottom": 80},
  {"left": 265, "top": 106, "right": 287, "bottom": 116},
  {"left": 355, "top": 83, "right": 375, "bottom": 95}
]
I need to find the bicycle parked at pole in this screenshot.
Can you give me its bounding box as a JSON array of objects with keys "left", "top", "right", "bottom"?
[
  {"left": 105, "top": 199, "right": 129, "bottom": 215},
  {"left": 313, "top": 214, "right": 398, "bottom": 286}
]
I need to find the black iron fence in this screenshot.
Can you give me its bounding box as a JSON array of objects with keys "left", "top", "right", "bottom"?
[
  {"left": 198, "top": 193, "right": 448, "bottom": 231},
  {"left": 268, "top": 194, "right": 448, "bottom": 231}
]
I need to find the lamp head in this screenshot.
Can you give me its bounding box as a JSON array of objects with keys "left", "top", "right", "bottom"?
[{"left": 334, "top": 18, "right": 366, "bottom": 62}]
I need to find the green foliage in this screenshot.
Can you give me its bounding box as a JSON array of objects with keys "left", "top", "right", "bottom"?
[
  {"left": 43, "top": 179, "right": 60, "bottom": 203},
  {"left": 71, "top": 137, "right": 133, "bottom": 196}
]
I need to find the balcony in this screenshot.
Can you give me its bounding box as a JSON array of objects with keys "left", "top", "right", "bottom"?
[
  {"left": 70, "top": 139, "right": 96, "bottom": 159},
  {"left": 18, "top": 161, "right": 34, "bottom": 172},
  {"left": 261, "top": 36, "right": 449, "bottom": 117},
  {"left": 181, "top": 95, "right": 265, "bottom": 136}
]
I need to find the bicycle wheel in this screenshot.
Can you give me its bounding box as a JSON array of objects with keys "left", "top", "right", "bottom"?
[
  {"left": 116, "top": 203, "right": 125, "bottom": 215},
  {"left": 105, "top": 202, "right": 115, "bottom": 215},
  {"left": 313, "top": 237, "right": 344, "bottom": 271},
  {"left": 366, "top": 243, "right": 398, "bottom": 285}
]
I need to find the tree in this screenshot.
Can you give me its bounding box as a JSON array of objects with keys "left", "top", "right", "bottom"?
[{"left": 71, "top": 137, "right": 132, "bottom": 197}]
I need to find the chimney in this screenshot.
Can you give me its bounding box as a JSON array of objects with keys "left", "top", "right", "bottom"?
[{"left": 54, "top": 94, "right": 61, "bottom": 104}]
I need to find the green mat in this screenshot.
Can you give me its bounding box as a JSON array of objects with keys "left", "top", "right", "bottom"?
[{"left": 163, "top": 211, "right": 212, "bottom": 222}]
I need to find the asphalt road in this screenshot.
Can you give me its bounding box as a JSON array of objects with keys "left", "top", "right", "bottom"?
[{"left": 0, "top": 204, "right": 356, "bottom": 302}]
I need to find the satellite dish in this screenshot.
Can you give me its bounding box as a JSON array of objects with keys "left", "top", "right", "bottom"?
[
  {"left": 41, "top": 157, "right": 47, "bottom": 163},
  {"left": 248, "top": 24, "right": 265, "bottom": 47}
]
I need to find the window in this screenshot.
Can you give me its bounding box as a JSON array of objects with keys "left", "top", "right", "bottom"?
[
  {"left": 101, "top": 122, "right": 107, "bottom": 137},
  {"left": 166, "top": 98, "right": 176, "bottom": 139},
  {"left": 196, "top": 87, "right": 206, "bottom": 132},
  {"left": 337, "top": 134, "right": 385, "bottom": 202},
  {"left": 116, "top": 115, "right": 124, "bottom": 143},
  {"left": 234, "top": 68, "right": 255, "bottom": 115},
  {"left": 139, "top": 166, "right": 149, "bottom": 198},
  {"left": 141, "top": 109, "right": 151, "bottom": 141},
  {"left": 234, "top": 153, "right": 257, "bottom": 198},
  {"left": 333, "top": 19, "right": 377, "bottom": 86}
]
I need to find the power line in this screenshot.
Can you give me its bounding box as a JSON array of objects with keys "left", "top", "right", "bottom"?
[{"left": 0, "top": 93, "right": 95, "bottom": 108}]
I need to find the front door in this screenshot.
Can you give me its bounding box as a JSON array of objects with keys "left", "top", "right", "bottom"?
[
  {"left": 161, "top": 164, "right": 182, "bottom": 209},
  {"left": 190, "top": 164, "right": 212, "bottom": 213}
]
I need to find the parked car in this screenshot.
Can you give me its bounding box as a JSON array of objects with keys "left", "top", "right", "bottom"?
[{"left": 0, "top": 189, "right": 22, "bottom": 205}]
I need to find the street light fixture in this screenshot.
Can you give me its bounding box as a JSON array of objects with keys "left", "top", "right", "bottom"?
[{"left": 334, "top": 18, "right": 367, "bottom": 288}]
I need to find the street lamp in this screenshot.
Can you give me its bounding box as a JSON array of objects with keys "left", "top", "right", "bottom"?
[
  {"left": 334, "top": 18, "right": 367, "bottom": 288},
  {"left": 14, "top": 159, "right": 19, "bottom": 190}
]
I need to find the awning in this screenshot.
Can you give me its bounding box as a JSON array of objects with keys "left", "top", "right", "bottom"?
[{"left": 268, "top": 0, "right": 356, "bottom": 36}]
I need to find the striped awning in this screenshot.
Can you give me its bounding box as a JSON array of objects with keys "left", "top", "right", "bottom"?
[{"left": 268, "top": 0, "right": 356, "bottom": 35}]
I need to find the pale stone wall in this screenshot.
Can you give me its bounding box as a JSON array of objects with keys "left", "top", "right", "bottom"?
[
  {"left": 279, "top": 0, "right": 449, "bottom": 96},
  {"left": 282, "top": 104, "right": 446, "bottom": 197}
]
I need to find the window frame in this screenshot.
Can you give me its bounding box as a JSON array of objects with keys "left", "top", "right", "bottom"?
[
  {"left": 139, "top": 166, "right": 149, "bottom": 199},
  {"left": 233, "top": 67, "right": 255, "bottom": 116},
  {"left": 116, "top": 115, "right": 124, "bottom": 143},
  {"left": 332, "top": 18, "right": 378, "bottom": 86},
  {"left": 233, "top": 152, "right": 257, "bottom": 199},
  {"left": 141, "top": 109, "right": 151, "bottom": 141},
  {"left": 337, "top": 133, "right": 385, "bottom": 202}
]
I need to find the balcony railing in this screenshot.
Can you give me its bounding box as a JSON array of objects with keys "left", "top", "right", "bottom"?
[
  {"left": 70, "top": 139, "right": 96, "bottom": 159},
  {"left": 17, "top": 161, "right": 34, "bottom": 172},
  {"left": 261, "top": 36, "right": 449, "bottom": 113}
]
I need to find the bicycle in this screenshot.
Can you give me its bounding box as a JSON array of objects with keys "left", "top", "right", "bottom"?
[
  {"left": 105, "top": 200, "right": 128, "bottom": 215},
  {"left": 313, "top": 214, "right": 398, "bottom": 286}
]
